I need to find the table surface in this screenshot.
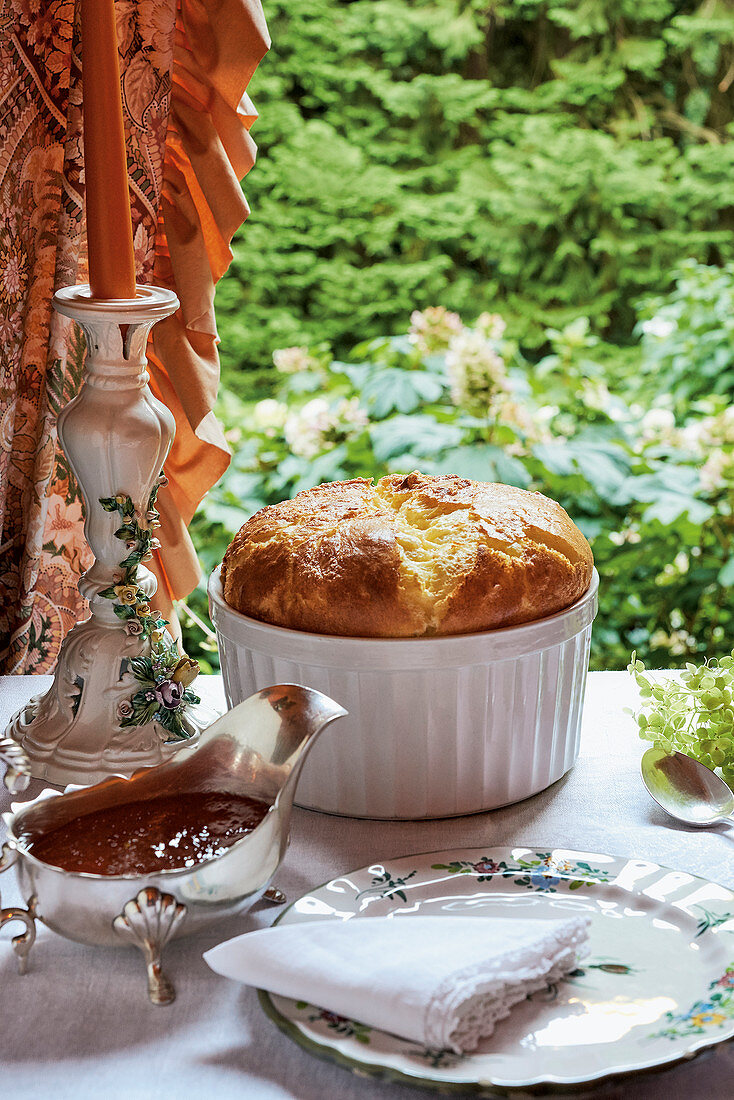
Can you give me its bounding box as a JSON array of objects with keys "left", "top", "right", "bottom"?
[{"left": 1, "top": 672, "right": 732, "bottom": 1100}]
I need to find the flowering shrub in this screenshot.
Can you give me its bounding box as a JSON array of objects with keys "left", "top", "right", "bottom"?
[
  {"left": 187, "top": 265, "right": 734, "bottom": 673},
  {"left": 636, "top": 261, "right": 734, "bottom": 413}
]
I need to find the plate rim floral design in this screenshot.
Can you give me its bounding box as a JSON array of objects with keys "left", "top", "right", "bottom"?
[{"left": 257, "top": 845, "right": 734, "bottom": 1096}]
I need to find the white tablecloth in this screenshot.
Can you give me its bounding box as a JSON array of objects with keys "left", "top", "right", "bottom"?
[{"left": 1, "top": 672, "right": 732, "bottom": 1100}]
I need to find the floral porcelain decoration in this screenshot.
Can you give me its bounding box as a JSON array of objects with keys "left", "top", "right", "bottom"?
[{"left": 98, "top": 477, "right": 199, "bottom": 739}]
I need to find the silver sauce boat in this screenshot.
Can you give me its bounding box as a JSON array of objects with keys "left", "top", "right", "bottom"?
[{"left": 0, "top": 685, "right": 345, "bottom": 1004}]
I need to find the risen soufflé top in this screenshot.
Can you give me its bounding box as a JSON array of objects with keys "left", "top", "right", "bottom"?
[{"left": 220, "top": 471, "right": 594, "bottom": 638}]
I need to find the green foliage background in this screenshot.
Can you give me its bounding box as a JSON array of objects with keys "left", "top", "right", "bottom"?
[
  {"left": 187, "top": 263, "right": 734, "bottom": 673},
  {"left": 218, "top": 0, "right": 734, "bottom": 386},
  {"left": 184, "top": 2, "right": 734, "bottom": 674}
]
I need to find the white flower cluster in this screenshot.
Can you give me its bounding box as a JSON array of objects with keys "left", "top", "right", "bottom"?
[
  {"left": 580, "top": 377, "right": 623, "bottom": 419},
  {"left": 639, "top": 405, "right": 734, "bottom": 494},
  {"left": 608, "top": 528, "right": 642, "bottom": 546},
  {"left": 649, "top": 606, "right": 696, "bottom": 656},
  {"left": 284, "top": 397, "right": 368, "bottom": 458},
  {"left": 272, "top": 346, "right": 319, "bottom": 375},
  {"left": 639, "top": 316, "right": 676, "bottom": 341},
  {"left": 686, "top": 406, "right": 734, "bottom": 451},
  {"left": 252, "top": 399, "right": 288, "bottom": 434},
  {"left": 700, "top": 451, "right": 730, "bottom": 494},
  {"left": 493, "top": 395, "right": 553, "bottom": 451},
  {"left": 642, "top": 405, "right": 734, "bottom": 451},
  {"left": 408, "top": 306, "right": 463, "bottom": 354},
  {"left": 475, "top": 312, "right": 507, "bottom": 341},
  {"left": 639, "top": 407, "right": 677, "bottom": 444},
  {"left": 446, "top": 329, "right": 509, "bottom": 412},
  {"left": 649, "top": 628, "right": 697, "bottom": 656}
]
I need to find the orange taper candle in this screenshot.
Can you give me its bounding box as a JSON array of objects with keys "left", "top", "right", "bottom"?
[{"left": 81, "top": 0, "right": 136, "bottom": 299}]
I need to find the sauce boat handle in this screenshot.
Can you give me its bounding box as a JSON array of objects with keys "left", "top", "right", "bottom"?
[
  {"left": 0, "top": 736, "right": 32, "bottom": 793},
  {"left": 0, "top": 843, "right": 37, "bottom": 975}
]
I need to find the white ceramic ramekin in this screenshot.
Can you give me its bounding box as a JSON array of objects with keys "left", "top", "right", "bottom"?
[{"left": 209, "top": 566, "right": 598, "bottom": 820}]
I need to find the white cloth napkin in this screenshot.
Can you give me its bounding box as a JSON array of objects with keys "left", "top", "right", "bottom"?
[{"left": 204, "top": 915, "right": 590, "bottom": 1052}]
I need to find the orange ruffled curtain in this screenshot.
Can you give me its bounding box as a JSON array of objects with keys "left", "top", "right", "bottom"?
[{"left": 0, "top": 0, "right": 268, "bottom": 673}]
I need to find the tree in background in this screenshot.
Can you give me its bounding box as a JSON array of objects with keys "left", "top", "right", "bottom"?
[{"left": 217, "top": 0, "right": 734, "bottom": 387}]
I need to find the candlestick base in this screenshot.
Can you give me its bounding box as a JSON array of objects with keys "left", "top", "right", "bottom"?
[
  {"left": 5, "top": 622, "right": 213, "bottom": 787},
  {"left": 4, "top": 285, "right": 212, "bottom": 785}
]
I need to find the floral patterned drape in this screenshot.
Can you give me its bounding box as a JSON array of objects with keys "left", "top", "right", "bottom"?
[{"left": 0, "top": 0, "right": 269, "bottom": 673}]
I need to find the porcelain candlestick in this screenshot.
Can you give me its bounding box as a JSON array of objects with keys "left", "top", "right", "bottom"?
[{"left": 5, "top": 285, "right": 208, "bottom": 785}]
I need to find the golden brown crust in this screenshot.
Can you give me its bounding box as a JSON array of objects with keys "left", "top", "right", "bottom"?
[{"left": 221, "top": 472, "right": 594, "bottom": 637}]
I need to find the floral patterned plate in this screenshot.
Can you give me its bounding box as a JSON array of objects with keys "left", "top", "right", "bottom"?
[{"left": 258, "top": 846, "right": 734, "bottom": 1095}]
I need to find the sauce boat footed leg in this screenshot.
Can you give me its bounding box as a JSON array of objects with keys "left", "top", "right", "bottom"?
[{"left": 113, "top": 887, "right": 187, "bottom": 1005}]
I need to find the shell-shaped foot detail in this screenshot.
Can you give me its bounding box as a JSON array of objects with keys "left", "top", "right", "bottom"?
[{"left": 113, "top": 887, "right": 187, "bottom": 1005}]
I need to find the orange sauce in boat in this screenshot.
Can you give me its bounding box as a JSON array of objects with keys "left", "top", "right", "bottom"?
[{"left": 24, "top": 791, "right": 269, "bottom": 875}]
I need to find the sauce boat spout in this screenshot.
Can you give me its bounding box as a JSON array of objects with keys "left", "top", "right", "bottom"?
[
  {"left": 201, "top": 683, "right": 349, "bottom": 825},
  {"left": 248, "top": 686, "right": 348, "bottom": 843}
]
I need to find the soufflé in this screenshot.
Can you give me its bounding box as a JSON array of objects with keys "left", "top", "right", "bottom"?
[{"left": 220, "top": 471, "right": 594, "bottom": 638}]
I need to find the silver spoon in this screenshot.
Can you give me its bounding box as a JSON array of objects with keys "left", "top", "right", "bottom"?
[{"left": 641, "top": 747, "right": 734, "bottom": 828}]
